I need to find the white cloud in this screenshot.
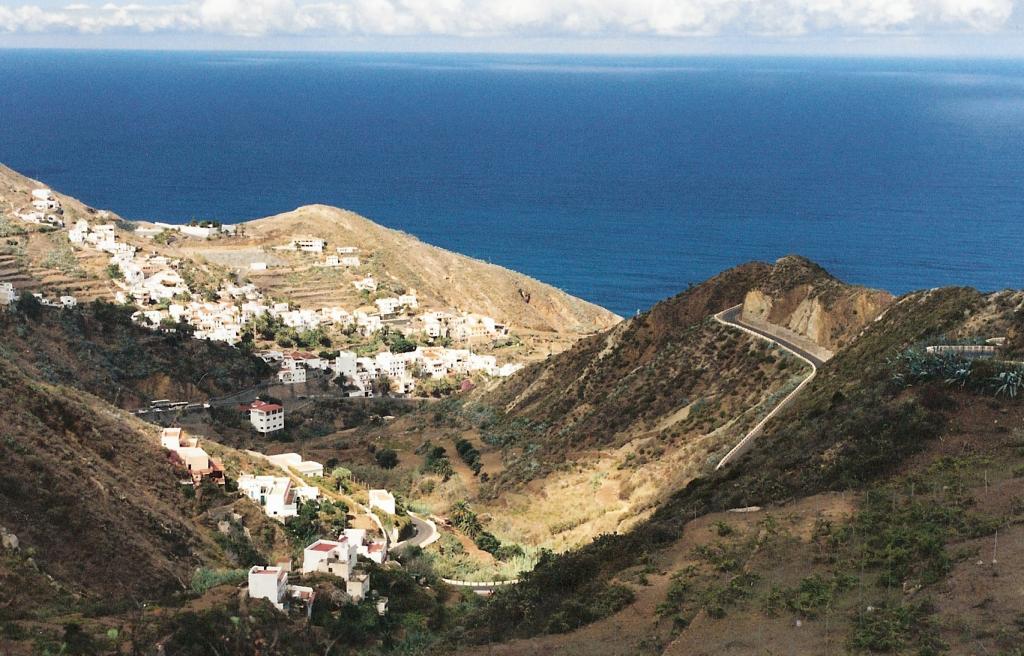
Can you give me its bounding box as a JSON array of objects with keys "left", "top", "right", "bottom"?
[{"left": 0, "top": 0, "right": 1018, "bottom": 38}]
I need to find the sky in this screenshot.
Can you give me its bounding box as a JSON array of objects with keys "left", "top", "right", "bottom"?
[{"left": 0, "top": 0, "right": 1022, "bottom": 55}]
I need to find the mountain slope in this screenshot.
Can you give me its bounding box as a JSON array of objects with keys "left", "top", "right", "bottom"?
[
  {"left": 740, "top": 255, "right": 894, "bottom": 354},
  {"left": 0, "top": 301, "right": 270, "bottom": 410},
  {"left": 0, "top": 357, "right": 219, "bottom": 601},
  {"left": 0, "top": 163, "right": 620, "bottom": 344},
  {"left": 453, "top": 282, "right": 1024, "bottom": 654},
  {"left": 232, "top": 205, "right": 621, "bottom": 333}
]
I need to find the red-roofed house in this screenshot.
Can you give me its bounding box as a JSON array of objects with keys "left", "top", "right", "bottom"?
[
  {"left": 249, "top": 400, "right": 285, "bottom": 434},
  {"left": 301, "top": 538, "right": 357, "bottom": 578}
]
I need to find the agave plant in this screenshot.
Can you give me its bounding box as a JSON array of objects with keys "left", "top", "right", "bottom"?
[
  {"left": 890, "top": 348, "right": 972, "bottom": 387},
  {"left": 991, "top": 369, "right": 1024, "bottom": 398}
]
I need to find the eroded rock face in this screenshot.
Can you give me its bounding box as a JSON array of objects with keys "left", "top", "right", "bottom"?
[{"left": 742, "top": 256, "right": 894, "bottom": 352}]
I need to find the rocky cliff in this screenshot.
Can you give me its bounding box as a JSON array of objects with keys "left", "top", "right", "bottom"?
[{"left": 741, "top": 255, "right": 894, "bottom": 352}]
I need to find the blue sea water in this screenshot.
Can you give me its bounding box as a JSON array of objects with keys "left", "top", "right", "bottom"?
[{"left": 1, "top": 50, "right": 1023, "bottom": 317}]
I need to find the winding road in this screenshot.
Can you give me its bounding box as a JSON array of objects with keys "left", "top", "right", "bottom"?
[
  {"left": 713, "top": 305, "right": 825, "bottom": 469},
  {"left": 390, "top": 511, "right": 439, "bottom": 552}
]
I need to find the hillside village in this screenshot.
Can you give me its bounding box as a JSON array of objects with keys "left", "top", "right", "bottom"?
[
  {"left": 10, "top": 164, "right": 1024, "bottom": 656},
  {"left": 157, "top": 418, "right": 401, "bottom": 620},
  {"left": 2, "top": 187, "right": 528, "bottom": 397}
]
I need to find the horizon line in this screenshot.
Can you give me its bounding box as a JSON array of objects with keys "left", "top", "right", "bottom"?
[{"left": 2, "top": 45, "right": 1024, "bottom": 61}]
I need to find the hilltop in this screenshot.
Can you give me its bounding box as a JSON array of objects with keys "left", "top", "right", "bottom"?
[
  {"left": 338, "top": 257, "right": 892, "bottom": 554},
  {"left": 0, "top": 164, "right": 619, "bottom": 369},
  {"left": 448, "top": 278, "right": 1024, "bottom": 655},
  {"left": 222, "top": 205, "right": 618, "bottom": 334}
]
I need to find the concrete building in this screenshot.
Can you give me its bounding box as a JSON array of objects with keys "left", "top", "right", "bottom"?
[
  {"left": 248, "top": 566, "right": 289, "bottom": 610},
  {"left": 249, "top": 400, "right": 285, "bottom": 434},
  {"left": 334, "top": 351, "right": 357, "bottom": 382},
  {"left": 301, "top": 539, "right": 357, "bottom": 578},
  {"left": 238, "top": 474, "right": 319, "bottom": 520},
  {"left": 346, "top": 572, "right": 370, "bottom": 602},
  {"left": 277, "top": 366, "right": 306, "bottom": 385},
  {"left": 368, "top": 489, "right": 396, "bottom": 516},
  {"left": 0, "top": 282, "right": 17, "bottom": 307},
  {"left": 267, "top": 453, "right": 324, "bottom": 478},
  {"left": 291, "top": 237, "right": 326, "bottom": 253}
]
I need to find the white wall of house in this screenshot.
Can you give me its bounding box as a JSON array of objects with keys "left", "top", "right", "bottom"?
[
  {"left": 368, "top": 489, "right": 396, "bottom": 515},
  {"left": 248, "top": 566, "right": 287, "bottom": 610}
]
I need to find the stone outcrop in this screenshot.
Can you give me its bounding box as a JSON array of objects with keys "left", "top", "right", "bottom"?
[
  {"left": 742, "top": 256, "right": 894, "bottom": 352},
  {"left": 1, "top": 525, "right": 19, "bottom": 551}
]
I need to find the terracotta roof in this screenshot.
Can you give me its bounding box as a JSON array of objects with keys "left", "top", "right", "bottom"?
[
  {"left": 308, "top": 541, "right": 341, "bottom": 552},
  {"left": 250, "top": 400, "right": 283, "bottom": 412}
]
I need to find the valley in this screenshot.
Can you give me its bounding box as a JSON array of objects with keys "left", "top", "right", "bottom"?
[{"left": 2, "top": 163, "right": 1023, "bottom": 655}]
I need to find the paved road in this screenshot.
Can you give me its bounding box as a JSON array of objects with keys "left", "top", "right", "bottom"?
[
  {"left": 713, "top": 305, "right": 823, "bottom": 469},
  {"left": 716, "top": 305, "right": 826, "bottom": 369},
  {"left": 390, "top": 512, "right": 439, "bottom": 552}
]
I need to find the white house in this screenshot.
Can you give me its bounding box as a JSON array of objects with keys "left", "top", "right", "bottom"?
[
  {"left": 0, "top": 283, "right": 17, "bottom": 307},
  {"left": 119, "top": 261, "right": 145, "bottom": 286},
  {"left": 249, "top": 400, "right": 285, "bottom": 434},
  {"left": 238, "top": 474, "right": 319, "bottom": 520},
  {"left": 344, "top": 528, "right": 387, "bottom": 565},
  {"left": 353, "top": 308, "right": 382, "bottom": 335},
  {"left": 368, "top": 489, "right": 396, "bottom": 516},
  {"left": 301, "top": 539, "right": 357, "bottom": 578},
  {"left": 250, "top": 261, "right": 268, "bottom": 271},
  {"left": 375, "top": 297, "right": 401, "bottom": 316},
  {"left": 352, "top": 276, "right": 377, "bottom": 292},
  {"left": 180, "top": 224, "right": 215, "bottom": 239},
  {"left": 285, "top": 351, "right": 328, "bottom": 370},
  {"left": 160, "top": 427, "right": 184, "bottom": 450},
  {"left": 292, "top": 461, "right": 324, "bottom": 478},
  {"left": 248, "top": 565, "right": 317, "bottom": 615},
  {"left": 291, "top": 237, "right": 326, "bottom": 253},
  {"left": 334, "top": 351, "right": 357, "bottom": 382},
  {"left": 248, "top": 566, "right": 289, "bottom": 610},
  {"left": 339, "top": 255, "right": 360, "bottom": 267},
  {"left": 277, "top": 363, "right": 306, "bottom": 385},
  {"left": 267, "top": 453, "right": 323, "bottom": 478},
  {"left": 143, "top": 270, "right": 188, "bottom": 301},
  {"left": 68, "top": 220, "right": 89, "bottom": 245},
  {"left": 346, "top": 572, "right": 370, "bottom": 603},
  {"left": 31, "top": 198, "right": 61, "bottom": 211}
]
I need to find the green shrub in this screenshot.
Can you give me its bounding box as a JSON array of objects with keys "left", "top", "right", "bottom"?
[{"left": 190, "top": 568, "right": 246, "bottom": 594}]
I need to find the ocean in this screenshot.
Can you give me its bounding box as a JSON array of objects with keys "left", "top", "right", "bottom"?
[{"left": 1, "top": 50, "right": 1023, "bottom": 316}]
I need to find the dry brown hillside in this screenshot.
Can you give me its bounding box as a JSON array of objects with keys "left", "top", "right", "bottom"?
[
  {"left": 186, "top": 204, "right": 620, "bottom": 334},
  {"left": 349, "top": 263, "right": 826, "bottom": 551},
  {"left": 0, "top": 301, "right": 270, "bottom": 410},
  {"left": 0, "top": 356, "right": 221, "bottom": 600},
  {"left": 0, "top": 164, "right": 124, "bottom": 302},
  {"left": 0, "top": 163, "right": 619, "bottom": 363},
  {"left": 741, "top": 255, "right": 894, "bottom": 353}
]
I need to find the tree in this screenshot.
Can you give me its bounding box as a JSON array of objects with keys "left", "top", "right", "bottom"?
[
  {"left": 15, "top": 292, "right": 41, "bottom": 319},
  {"left": 388, "top": 335, "right": 417, "bottom": 354},
  {"left": 372, "top": 375, "right": 392, "bottom": 397},
  {"left": 375, "top": 448, "right": 398, "bottom": 470}
]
